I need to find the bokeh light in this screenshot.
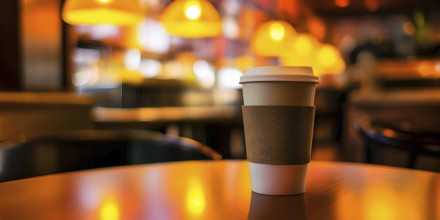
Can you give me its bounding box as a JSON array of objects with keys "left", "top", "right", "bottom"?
[
  {"left": 160, "top": 0, "right": 222, "bottom": 38},
  {"left": 140, "top": 59, "right": 162, "bottom": 78},
  {"left": 222, "top": 16, "right": 239, "bottom": 39},
  {"left": 335, "top": 0, "right": 350, "bottom": 8},
  {"left": 124, "top": 49, "right": 141, "bottom": 71},
  {"left": 193, "top": 60, "right": 216, "bottom": 88},
  {"left": 269, "top": 23, "right": 286, "bottom": 41},
  {"left": 97, "top": 0, "right": 113, "bottom": 4},
  {"left": 218, "top": 67, "right": 242, "bottom": 89},
  {"left": 185, "top": 176, "right": 206, "bottom": 217},
  {"left": 317, "top": 44, "right": 341, "bottom": 69},
  {"left": 292, "top": 34, "right": 319, "bottom": 56},
  {"left": 137, "top": 19, "right": 170, "bottom": 54},
  {"left": 99, "top": 195, "right": 120, "bottom": 220}
]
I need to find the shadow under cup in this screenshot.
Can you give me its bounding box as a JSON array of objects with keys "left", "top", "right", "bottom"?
[{"left": 240, "top": 66, "right": 319, "bottom": 195}]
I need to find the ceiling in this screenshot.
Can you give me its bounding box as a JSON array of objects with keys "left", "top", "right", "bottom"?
[{"left": 307, "top": 0, "right": 440, "bottom": 16}]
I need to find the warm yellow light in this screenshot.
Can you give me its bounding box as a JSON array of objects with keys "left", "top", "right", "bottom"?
[
  {"left": 280, "top": 51, "right": 313, "bottom": 67},
  {"left": 160, "top": 0, "right": 222, "bottom": 38},
  {"left": 279, "top": 34, "right": 319, "bottom": 71},
  {"left": 295, "top": 37, "right": 312, "bottom": 55},
  {"left": 317, "top": 44, "right": 340, "bottom": 68},
  {"left": 119, "top": 69, "right": 144, "bottom": 84},
  {"left": 186, "top": 188, "right": 205, "bottom": 216},
  {"left": 62, "top": 0, "right": 146, "bottom": 26},
  {"left": 312, "top": 44, "right": 346, "bottom": 75},
  {"left": 99, "top": 196, "right": 120, "bottom": 220},
  {"left": 234, "top": 55, "right": 255, "bottom": 72},
  {"left": 364, "top": 186, "right": 396, "bottom": 220},
  {"left": 269, "top": 23, "right": 285, "bottom": 41},
  {"left": 185, "top": 3, "right": 202, "bottom": 20},
  {"left": 251, "top": 20, "right": 296, "bottom": 57},
  {"left": 97, "top": 0, "right": 113, "bottom": 4},
  {"left": 185, "top": 177, "right": 206, "bottom": 217},
  {"left": 292, "top": 34, "right": 319, "bottom": 56}
]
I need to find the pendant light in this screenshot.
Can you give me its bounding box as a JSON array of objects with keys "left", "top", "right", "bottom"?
[
  {"left": 160, "top": 0, "right": 222, "bottom": 38},
  {"left": 62, "top": 0, "right": 146, "bottom": 26},
  {"left": 251, "top": 20, "right": 296, "bottom": 57},
  {"left": 316, "top": 44, "right": 345, "bottom": 75},
  {"left": 279, "top": 34, "right": 320, "bottom": 70}
]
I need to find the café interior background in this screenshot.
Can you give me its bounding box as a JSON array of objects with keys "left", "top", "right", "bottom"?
[{"left": 0, "top": 0, "right": 439, "bottom": 167}]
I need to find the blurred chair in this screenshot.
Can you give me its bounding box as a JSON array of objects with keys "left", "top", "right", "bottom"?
[
  {"left": 357, "top": 117, "right": 440, "bottom": 172},
  {"left": 0, "top": 129, "right": 222, "bottom": 182}
]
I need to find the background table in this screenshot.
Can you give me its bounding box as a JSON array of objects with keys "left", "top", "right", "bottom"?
[
  {"left": 93, "top": 106, "right": 243, "bottom": 159},
  {"left": 0, "top": 161, "right": 438, "bottom": 220}
]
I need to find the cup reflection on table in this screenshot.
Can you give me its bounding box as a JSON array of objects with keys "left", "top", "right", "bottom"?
[{"left": 248, "top": 192, "right": 308, "bottom": 220}]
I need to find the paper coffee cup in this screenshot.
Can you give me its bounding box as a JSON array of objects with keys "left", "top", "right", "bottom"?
[{"left": 240, "top": 66, "right": 318, "bottom": 195}]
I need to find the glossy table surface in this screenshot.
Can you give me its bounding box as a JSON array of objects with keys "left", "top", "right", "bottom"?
[{"left": 0, "top": 161, "right": 438, "bottom": 220}]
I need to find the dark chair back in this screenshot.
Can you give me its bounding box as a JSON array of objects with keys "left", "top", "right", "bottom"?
[
  {"left": 0, "top": 130, "right": 221, "bottom": 182},
  {"left": 357, "top": 117, "right": 440, "bottom": 172}
]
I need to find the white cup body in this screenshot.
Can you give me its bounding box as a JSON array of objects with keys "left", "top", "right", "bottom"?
[{"left": 242, "top": 82, "right": 316, "bottom": 106}]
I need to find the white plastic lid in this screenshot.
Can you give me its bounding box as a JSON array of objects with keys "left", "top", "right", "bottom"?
[{"left": 240, "top": 66, "right": 319, "bottom": 84}]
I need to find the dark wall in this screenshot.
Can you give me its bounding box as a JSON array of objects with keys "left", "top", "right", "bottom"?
[{"left": 0, "top": 0, "right": 21, "bottom": 90}]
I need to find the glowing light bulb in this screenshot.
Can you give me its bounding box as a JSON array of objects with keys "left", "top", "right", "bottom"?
[
  {"left": 185, "top": 3, "right": 202, "bottom": 20},
  {"left": 96, "top": 0, "right": 113, "bottom": 4},
  {"left": 269, "top": 23, "right": 285, "bottom": 41},
  {"left": 160, "top": 0, "right": 221, "bottom": 38},
  {"left": 251, "top": 20, "right": 296, "bottom": 56}
]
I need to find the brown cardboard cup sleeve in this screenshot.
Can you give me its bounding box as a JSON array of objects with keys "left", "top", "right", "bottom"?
[{"left": 243, "top": 106, "right": 315, "bottom": 165}]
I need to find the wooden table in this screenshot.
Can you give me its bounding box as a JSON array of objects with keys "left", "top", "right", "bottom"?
[{"left": 0, "top": 161, "right": 438, "bottom": 220}]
